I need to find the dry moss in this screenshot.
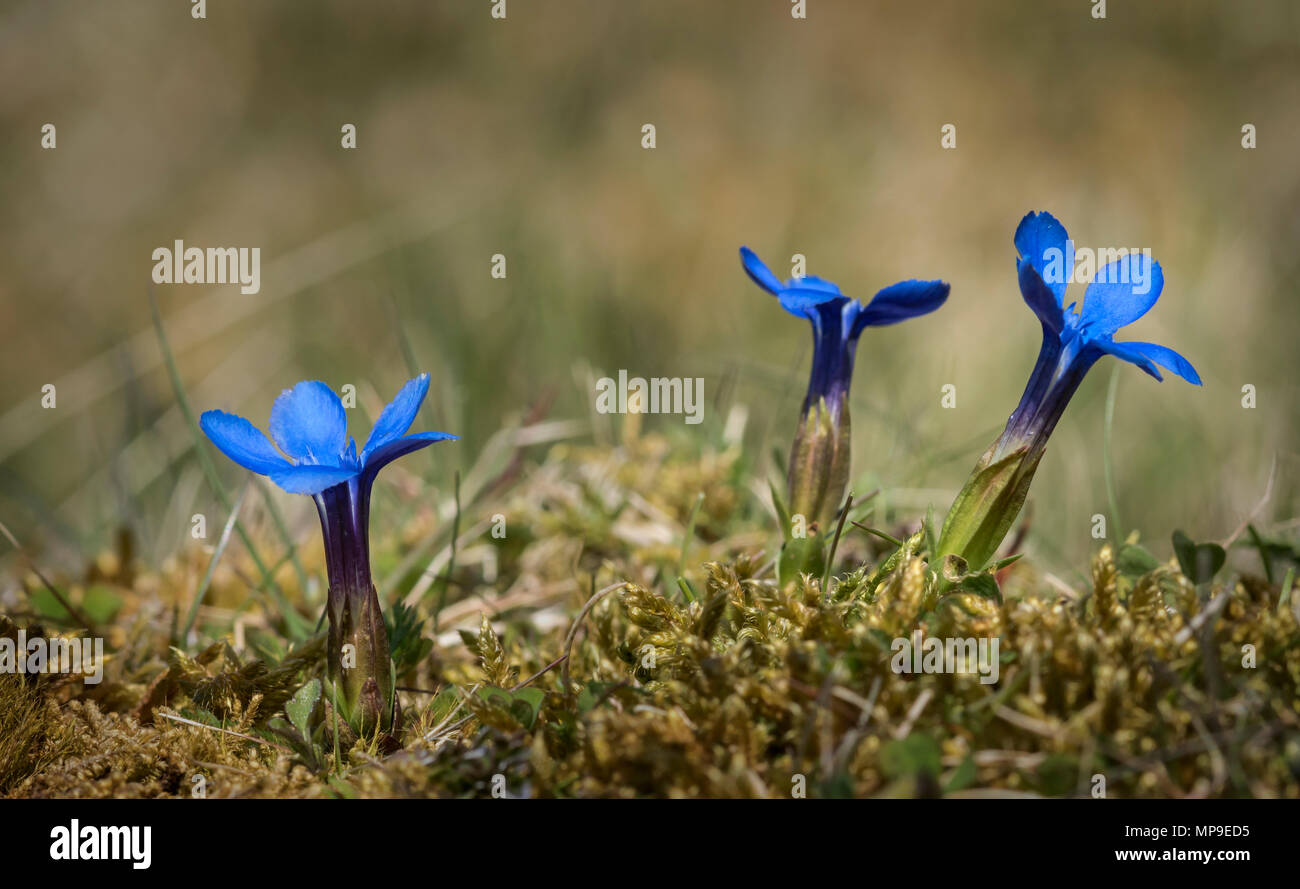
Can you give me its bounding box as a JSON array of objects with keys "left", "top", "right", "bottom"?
[{"left": 4, "top": 435, "right": 1299, "bottom": 798}]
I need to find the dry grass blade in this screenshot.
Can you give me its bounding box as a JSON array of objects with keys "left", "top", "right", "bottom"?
[
  {"left": 560, "top": 581, "right": 627, "bottom": 694},
  {"left": 179, "top": 482, "right": 250, "bottom": 641},
  {"left": 0, "top": 518, "right": 96, "bottom": 632},
  {"left": 155, "top": 710, "right": 291, "bottom": 752}
]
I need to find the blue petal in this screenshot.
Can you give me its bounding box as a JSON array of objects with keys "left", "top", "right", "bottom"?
[
  {"left": 777, "top": 287, "right": 846, "bottom": 320},
  {"left": 1098, "top": 339, "right": 1201, "bottom": 385},
  {"left": 1017, "top": 259, "right": 1065, "bottom": 335},
  {"left": 268, "top": 380, "right": 348, "bottom": 466},
  {"left": 360, "top": 373, "right": 430, "bottom": 464},
  {"left": 268, "top": 463, "right": 359, "bottom": 495},
  {"left": 853, "top": 279, "right": 949, "bottom": 331},
  {"left": 362, "top": 431, "right": 459, "bottom": 478},
  {"left": 1080, "top": 255, "right": 1163, "bottom": 339},
  {"left": 1014, "top": 211, "right": 1070, "bottom": 306},
  {"left": 740, "top": 247, "right": 783, "bottom": 295},
  {"left": 787, "top": 274, "right": 842, "bottom": 295},
  {"left": 199, "top": 410, "right": 289, "bottom": 475}
]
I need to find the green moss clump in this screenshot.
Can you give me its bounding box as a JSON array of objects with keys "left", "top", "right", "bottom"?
[{"left": 5, "top": 434, "right": 1299, "bottom": 798}]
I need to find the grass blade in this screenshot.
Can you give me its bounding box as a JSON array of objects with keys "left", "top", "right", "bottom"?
[
  {"left": 432, "top": 471, "right": 461, "bottom": 635},
  {"left": 179, "top": 482, "right": 249, "bottom": 641},
  {"left": 148, "top": 288, "right": 310, "bottom": 638},
  {"left": 678, "top": 491, "right": 705, "bottom": 578},
  {"left": 822, "top": 490, "right": 854, "bottom": 593}
]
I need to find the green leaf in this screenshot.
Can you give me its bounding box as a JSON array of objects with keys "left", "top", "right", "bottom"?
[
  {"left": 943, "top": 753, "right": 977, "bottom": 794},
  {"left": 386, "top": 601, "right": 433, "bottom": 675},
  {"left": 177, "top": 706, "right": 223, "bottom": 728},
  {"left": 1116, "top": 543, "right": 1160, "bottom": 578},
  {"left": 31, "top": 585, "right": 122, "bottom": 625},
  {"left": 82, "top": 585, "right": 123, "bottom": 624},
  {"left": 244, "top": 629, "right": 287, "bottom": 664},
  {"left": 286, "top": 678, "right": 322, "bottom": 739},
  {"left": 940, "top": 554, "right": 1002, "bottom": 604},
  {"left": 29, "top": 587, "right": 71, "bottom": 621},
  {"left": 1278, "top": 567, "right": 1295, "bottom": 616},
  {"left": 1034, "top": 753, "right": 1078, "bottom": 797},
  {"left": 955, "top": 571, "right": 1002, "bottom": 605},
  {"left": 991, "top": 552, "right": 1024, "bottom": 571},
  {"left": 266, "top": 717, "right": 319, "bottom": 768},
  {"left": 881, "top": 733, "right": 942, "bottom": 780},
  {"left": 1172, "top": 530, "right": 1226, "bottom": 584},
  {"left": 326, "top": 776, "right": 358, "bottom": 799},
  {"left": 924, "top": 504, "right": 939, "bottom": 560},
  {"left": 510, "top": 687, "right": 545, "bottom": 728},
  {"left": 477, "top": 685, "right": 545, "bottom": 729},
  {"left": 768, "top": 479, "right": 790, "bottom": 534},
  {"left": 577, "top": 680, "right": 619, "bottom": 713},
  {"left": 856, "top": 524, "right": 904, "bottom": 548},
  {"left": 777, "top": 534, "right": 825, "bottom": 588}
]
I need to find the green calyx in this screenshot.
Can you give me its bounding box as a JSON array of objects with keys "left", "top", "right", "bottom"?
[
  {"left": 328, "top": 582, "right": 398, "bottom": 737},
  {"left": 935, "top": 441, "right": 1044, "bottom": 573},
  {"left": 774, "top": 397, "right": 852, "bottom": 587},
  {"left": 786, "top": 397, "right": 851, "bottom": 535}
]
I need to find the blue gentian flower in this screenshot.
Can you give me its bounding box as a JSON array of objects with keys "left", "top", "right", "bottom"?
[
  {"left": 997, "top": 211, "right": 1201, "bottom": 459},
  {"left": 937, "top": 211, "right": 1200, "bottom": 571},
  {"left": 740, "top": 247, "right": 948, "bottom": 557},
  {"left": 199, "top": 374, "right": 457, "bottom": 735},
  {"left": 741, "top": 247, "right": 950, "bottom": 423},
  {"left": 199, "top": 373, "right": 457, "bottom": 496}
]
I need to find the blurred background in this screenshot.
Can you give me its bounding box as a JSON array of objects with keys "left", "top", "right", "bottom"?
[{"left": 1, "top": 0, "right": 1297, "bottom": 581}]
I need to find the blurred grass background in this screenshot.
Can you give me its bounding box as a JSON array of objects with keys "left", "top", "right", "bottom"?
[{"left": 1, "top": 0, "right": 1297, "bottom": 580}]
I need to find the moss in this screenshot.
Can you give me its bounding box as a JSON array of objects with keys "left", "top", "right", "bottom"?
[
  {"left": 5, "top": 435, "right": 1299, "bottom": 798},
  {"left": 0, "top": 674, "right": 76, "bottom": 793}
]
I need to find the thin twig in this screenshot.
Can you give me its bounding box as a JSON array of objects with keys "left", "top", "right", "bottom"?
[
  {"left": 832, "top": 674, "right": 882, "bottom": 772},
  {"left": 155, "top": 710, "right": 291, "bottom": 752},
  {"left": 1173, "top": 587, "right": 1231, "bottom": 646},
  {"left": 1222, "top": 454, "right": 1277, "bottom": 549},
  {"left": 515, "top": 653, "right": 568, "bottom": 692},
  {"left": 560, "top": 582, "right": 626, "bottom": 694},
  {"left": 893, "top": 688, "right": 934, "bottom": 740},
  {"left": 187, "top": 758, "right": 258, "bottom": 778},
  {"left": 0, "top": 518, "right": 96, "bottom": 633}
]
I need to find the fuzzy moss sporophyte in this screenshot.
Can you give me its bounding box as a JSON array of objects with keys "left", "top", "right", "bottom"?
[
  {"left": 199, "top": 374, "right": 456, "bottom": 735},
  {"left": 741, "top": 247, "right": 948, "bottom": 579},
  {"left": 936, "top": 211, "right": 1201, "bottom": 572}
]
